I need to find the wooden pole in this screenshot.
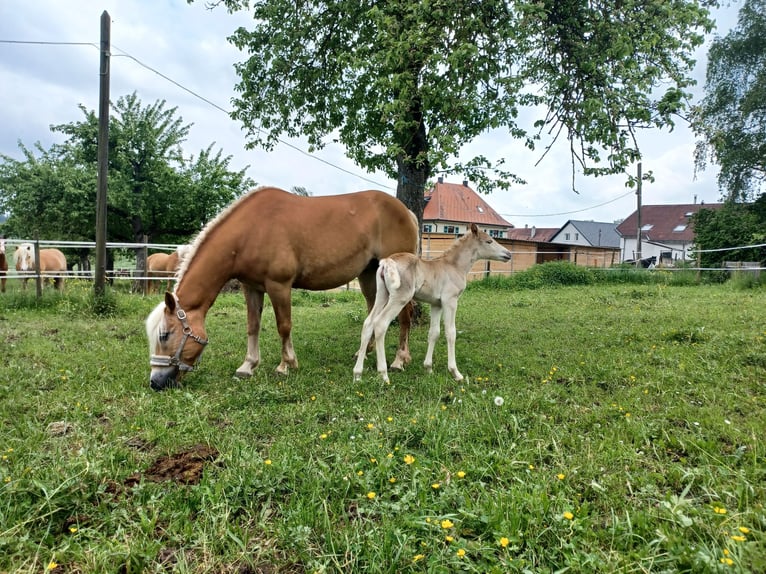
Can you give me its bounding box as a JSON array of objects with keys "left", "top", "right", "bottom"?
[
  {"left": 635, "top": 162, "right": 642, "bottom": 266},
  {"left": 94, "top": 11, "right": 110, "bottom": 297}
]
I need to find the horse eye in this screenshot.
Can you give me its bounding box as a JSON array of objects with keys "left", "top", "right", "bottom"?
[{"left": 159, "top": 331, "right": 170, "bottom": 342}]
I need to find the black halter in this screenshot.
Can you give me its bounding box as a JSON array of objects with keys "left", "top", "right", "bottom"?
[{"left": 150, "top": 307, "right": 208, "bottom": 372}]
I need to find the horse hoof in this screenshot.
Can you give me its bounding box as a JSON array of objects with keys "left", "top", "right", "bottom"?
[{"left": 234, "top": 370, "right": 252, "bottom": 378}]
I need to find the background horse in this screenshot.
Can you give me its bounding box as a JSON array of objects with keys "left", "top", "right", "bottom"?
[
  {"left": 353, "top": 223, "right": 512, "bottom": 383},
  {"left": 14, "top": 243, "right": 68, "bottom": 290},
  {"left": 146, "top": 245, "right": 189, "bottom": 294},
  {"left": 0, "top": 237, "right": 7, "bottom": 293},
  {"left": 146, "top": 187, "right": 419, "bottom": 390}
]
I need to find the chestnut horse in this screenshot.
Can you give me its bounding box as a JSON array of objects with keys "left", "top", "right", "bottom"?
[
  {"left": 0, "top": 237, "right": 7, "bottom": 293},
  {"left": 145, "top": 187, "right": 419, "bottom": 391},
  {"left": 14, "top": 242, "right": 68, "bottom": 290},
  {"left": 146, "top": 245, "right": 189, "bottom": 294}
]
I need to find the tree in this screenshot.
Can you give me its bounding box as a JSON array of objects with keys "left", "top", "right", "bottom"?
[
  {"left": 693, "top": 0, "right": 766, "bottom": 201},
  {"left": 692, "top": 198, "right": 766, "bottom": 267},
  {"left": 198, "top": 0, "right": 715, "bottom": 222}
]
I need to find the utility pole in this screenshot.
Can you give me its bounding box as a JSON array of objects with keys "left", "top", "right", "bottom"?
[
  {"left": 635, "top": 162, "right": 642, "bottom": 266},
  {"left": 94, "top": 11, "right": 110, "bottom": 297}
]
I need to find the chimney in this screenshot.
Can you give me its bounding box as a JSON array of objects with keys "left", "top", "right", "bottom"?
[
  {"left": 530, "top": 226, "right": 536, "bottom": 238},
  {"left": 437, "top": 176, "right": 444, "bottom": 184},
  {"left": 462, "top": 180, "right": 469, "bottom": 187}
]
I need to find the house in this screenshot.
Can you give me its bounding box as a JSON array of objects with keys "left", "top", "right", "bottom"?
[
  {"left": 550, "top": 220, "right": 621, "bottom": 249},
  {"left": 422, "top": 178, "right": 513, "bottom": 238},
  {"left": 616, "top": 203, "right": 723, "bottom": 264}
]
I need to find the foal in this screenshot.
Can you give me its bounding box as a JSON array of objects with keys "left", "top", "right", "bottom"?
[{"left": 353, "top": 223, "right": 512, "bottom": 383}]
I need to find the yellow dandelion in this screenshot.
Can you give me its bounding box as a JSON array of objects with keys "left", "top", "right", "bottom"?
[
  {"left": 366, "top": 491, "right": 376, "bottom": 500},
  {"left": 413, "top": 554, "right": 425, "bottom": 563},
  {"left": 456, "top": 470, "right": 466, "bottom": 479},
  {"left": 440, "top": 519, "right": 454, "bottom": 529},
  {"left": 47, "top": 562, "right": 58, "bottom": 571},
  {"left": 387, "top": 416, "right": 393, "bottom": 422},
  {"left": 357, "top": 470, "right": 364, "bottom": 476},
  {"left": 389, "top": 477, "right": 397, "bottom": 484},
  {"left": 563, "top": 511, "right": 574, "bottom": 520},
  {"left": 370, "top": 457, "right": 377, "bottom": 464},
  {"left": 367, "top": 423, "right": 374, "bottom": 430},
  {"left": 499, "top": 537, "right": 510, "bottom": 548},
  {"left": 721, "top": 557, "right": 734, "bottom": 566},
  {"left": 387, "top": 452, "right": 394, "bottom": 459},
  {"left": 431, "top": 483, "right": 441, "bottom": 489},
  {"left": 264, "top": 459, "right": 272, "bottom": 465},
  {"left": 456, "top": 548, "right": 466, "bottom": 558},
  {"left": 714, "top": 506, "right": 727, "bottom": 515},
  {"left": 404, "top": 454, "right": 415, "bottom": 465},
  {"left": 731, "top": 535, "right": 746, "bottom": 542},
  {"left": 738, "top": 526, "right": 750, "bottom": 534},
  {"left": 319, "top": 433, "right": 328, "bottom": 440},
  {"left": 445, "top": 535, "right": 454, "bottom": 543},
  {"left": 310, "top": 395, "right": 316, "bottom": 401},
  {"left": 528, "top": 464, "right": 535, "bottom": 470},
  {"left": 557, "top": 473, "right": 566, "bottom": 480}
]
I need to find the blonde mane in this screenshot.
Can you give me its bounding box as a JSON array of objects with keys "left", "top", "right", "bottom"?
[{"left": 174, "top": 187, "right": 268, "bottom": 288}]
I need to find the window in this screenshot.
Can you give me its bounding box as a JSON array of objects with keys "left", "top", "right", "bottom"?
[
  {"left": 489, "top": 229, "right": 503, "bottom": 238},
  {"left": 444, "top": 225, "right": 459, "bottom": 234},
  {"left": 673, "top": 224, "right": 687, "bottom": 232},
  {"left": 575, "top": 233, "right": 579, "bottom": 240},
  {"left": 641, "top": 224, "right": 654, "bottom": 231},
  {"left": 565, "top": 233, "right": 571, "bottom": 240},
  {"left": 422, "top": 224, "right": 433, "bottom": 233}
]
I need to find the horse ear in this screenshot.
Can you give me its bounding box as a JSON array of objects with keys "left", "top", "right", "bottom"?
[
  {"left": 164, "top": 291, "right": 176, "bottom": 312},
  {"left": 470, "top": 223, "right": 478, "bottom": 235}
]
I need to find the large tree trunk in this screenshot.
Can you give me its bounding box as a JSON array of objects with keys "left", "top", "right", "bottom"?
[{"left": 394, "top": 97, "right": 430, "bottom": 227}]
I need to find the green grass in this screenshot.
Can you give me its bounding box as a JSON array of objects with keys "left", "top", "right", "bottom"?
[{"left": 0, "top": 278, "right": 764, "bottom": 573}]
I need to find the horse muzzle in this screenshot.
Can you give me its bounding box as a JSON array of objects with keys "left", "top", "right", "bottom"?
[{"left": 149, "top": 365, "right": 181, "bottom": 391}]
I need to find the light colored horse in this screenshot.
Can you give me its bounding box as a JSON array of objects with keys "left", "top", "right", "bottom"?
[
  {"left": 145, "top": 187, "right": 419, "bottom": 391},
  {"left": 353, "top": 223, "right": 512, "bottom": 383},
  {"left": 14, "top": 242, "right": 68, "bottom": 291},
  {"left": 0, "top": 238, "right": 7, "bottom": 293},
  {"left": 146, "top": 245, "right": 190, "bottom": 294}
]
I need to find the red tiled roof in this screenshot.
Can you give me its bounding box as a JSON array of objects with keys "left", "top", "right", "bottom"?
[
  {"left": 424, "top": 180, "right": 513, "bottom": 228},
  {"left": 506, "top": 227, "right": 559, "bottom": 242},
  {"left": 616, "top": 203, "right": 723, "bottom": 242}
]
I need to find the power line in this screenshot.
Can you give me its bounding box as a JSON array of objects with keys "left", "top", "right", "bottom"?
[{"left": 499, "top": 189, "right": 636, "bottom": 219}]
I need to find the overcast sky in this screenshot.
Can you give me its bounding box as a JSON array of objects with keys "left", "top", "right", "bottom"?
[{"left": 0, "top": 1, "right": 739, "bottom": 229}]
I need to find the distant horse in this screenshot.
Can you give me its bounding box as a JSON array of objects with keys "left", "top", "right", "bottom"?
[
  {"left": 145, "top": 187, "right": 419, "bottom": 391},
  {"left": 0, "top": 237, "right": 7, "bottom": 293},
  {"left": 353, "top": 223, "right": 512, "bottom": 383},
  {"left": 14, "top": 242, "right": 68, "bottom": 290},
  {"left": 146, "top": 245, "right": 189, "bottom": 294}
]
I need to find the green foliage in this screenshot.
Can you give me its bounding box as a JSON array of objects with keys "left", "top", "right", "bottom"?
[
  {"left": 693, "top": 0, "right": 766, "bottom": 200},
  {"left": 692, "top": 199, "right": 766, "bottom": 267},
  {"left": 1, "top": 284, "right": 765, "bottom": 572},
  {"left": 203, "top": 0, "right": 714, "bottom": 219}
]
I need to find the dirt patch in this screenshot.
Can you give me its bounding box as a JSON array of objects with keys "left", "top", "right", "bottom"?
[{"left": 125, "top": 444, "right": 219, "bottom": 486}]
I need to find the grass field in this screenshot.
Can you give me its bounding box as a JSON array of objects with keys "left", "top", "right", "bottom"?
[{"left": 0, "top": 274, "right": 764, "bottom": 573}]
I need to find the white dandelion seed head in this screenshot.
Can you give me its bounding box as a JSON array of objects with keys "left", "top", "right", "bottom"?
[{"left": 494, "top": 396, "right": 504, "bottom": 406}]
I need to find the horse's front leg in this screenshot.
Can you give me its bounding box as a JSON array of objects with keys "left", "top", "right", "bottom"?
[
  {"left": 235, "top": 287, "right": 264, "bottom": 378},
  {"left": 442, "top": 300, "right": 464, "bottom": 381},
  {"left": 423, "top": 303, "right": 443, "bottom": 374},
  {"left": 269, "top": 285, "right": 298, "bottom": 375}
]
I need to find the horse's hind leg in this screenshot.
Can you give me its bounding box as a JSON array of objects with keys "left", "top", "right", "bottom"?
[
  {"left": 269, "top": 285, "right": 298, "bottom": 375},
  {"left": 235, "top": 287, "right": 265, "bottom": 378},
  {"left": 390, "top": 301, "right": 414, "bottom": 371}
]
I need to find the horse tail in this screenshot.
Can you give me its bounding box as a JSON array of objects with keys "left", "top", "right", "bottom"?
[{"left": 380, "top": 259, "right": 401, "bottom": 292}]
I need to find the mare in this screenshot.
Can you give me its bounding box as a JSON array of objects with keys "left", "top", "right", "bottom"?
[
  {"left": 146, "top": 245, "right": 189, "bottom": 294},
  {"left": 14, "top": 243, "right": 68, "bottom": 291},
  {"left": 0, "top": 237, "right": 7, "bottom": 293},
  {"left": 353, "top": 223, "right": 512, "bottom": 383},
  {"left": 145, "top": 187, "right": 419, "bottom": 391}
]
